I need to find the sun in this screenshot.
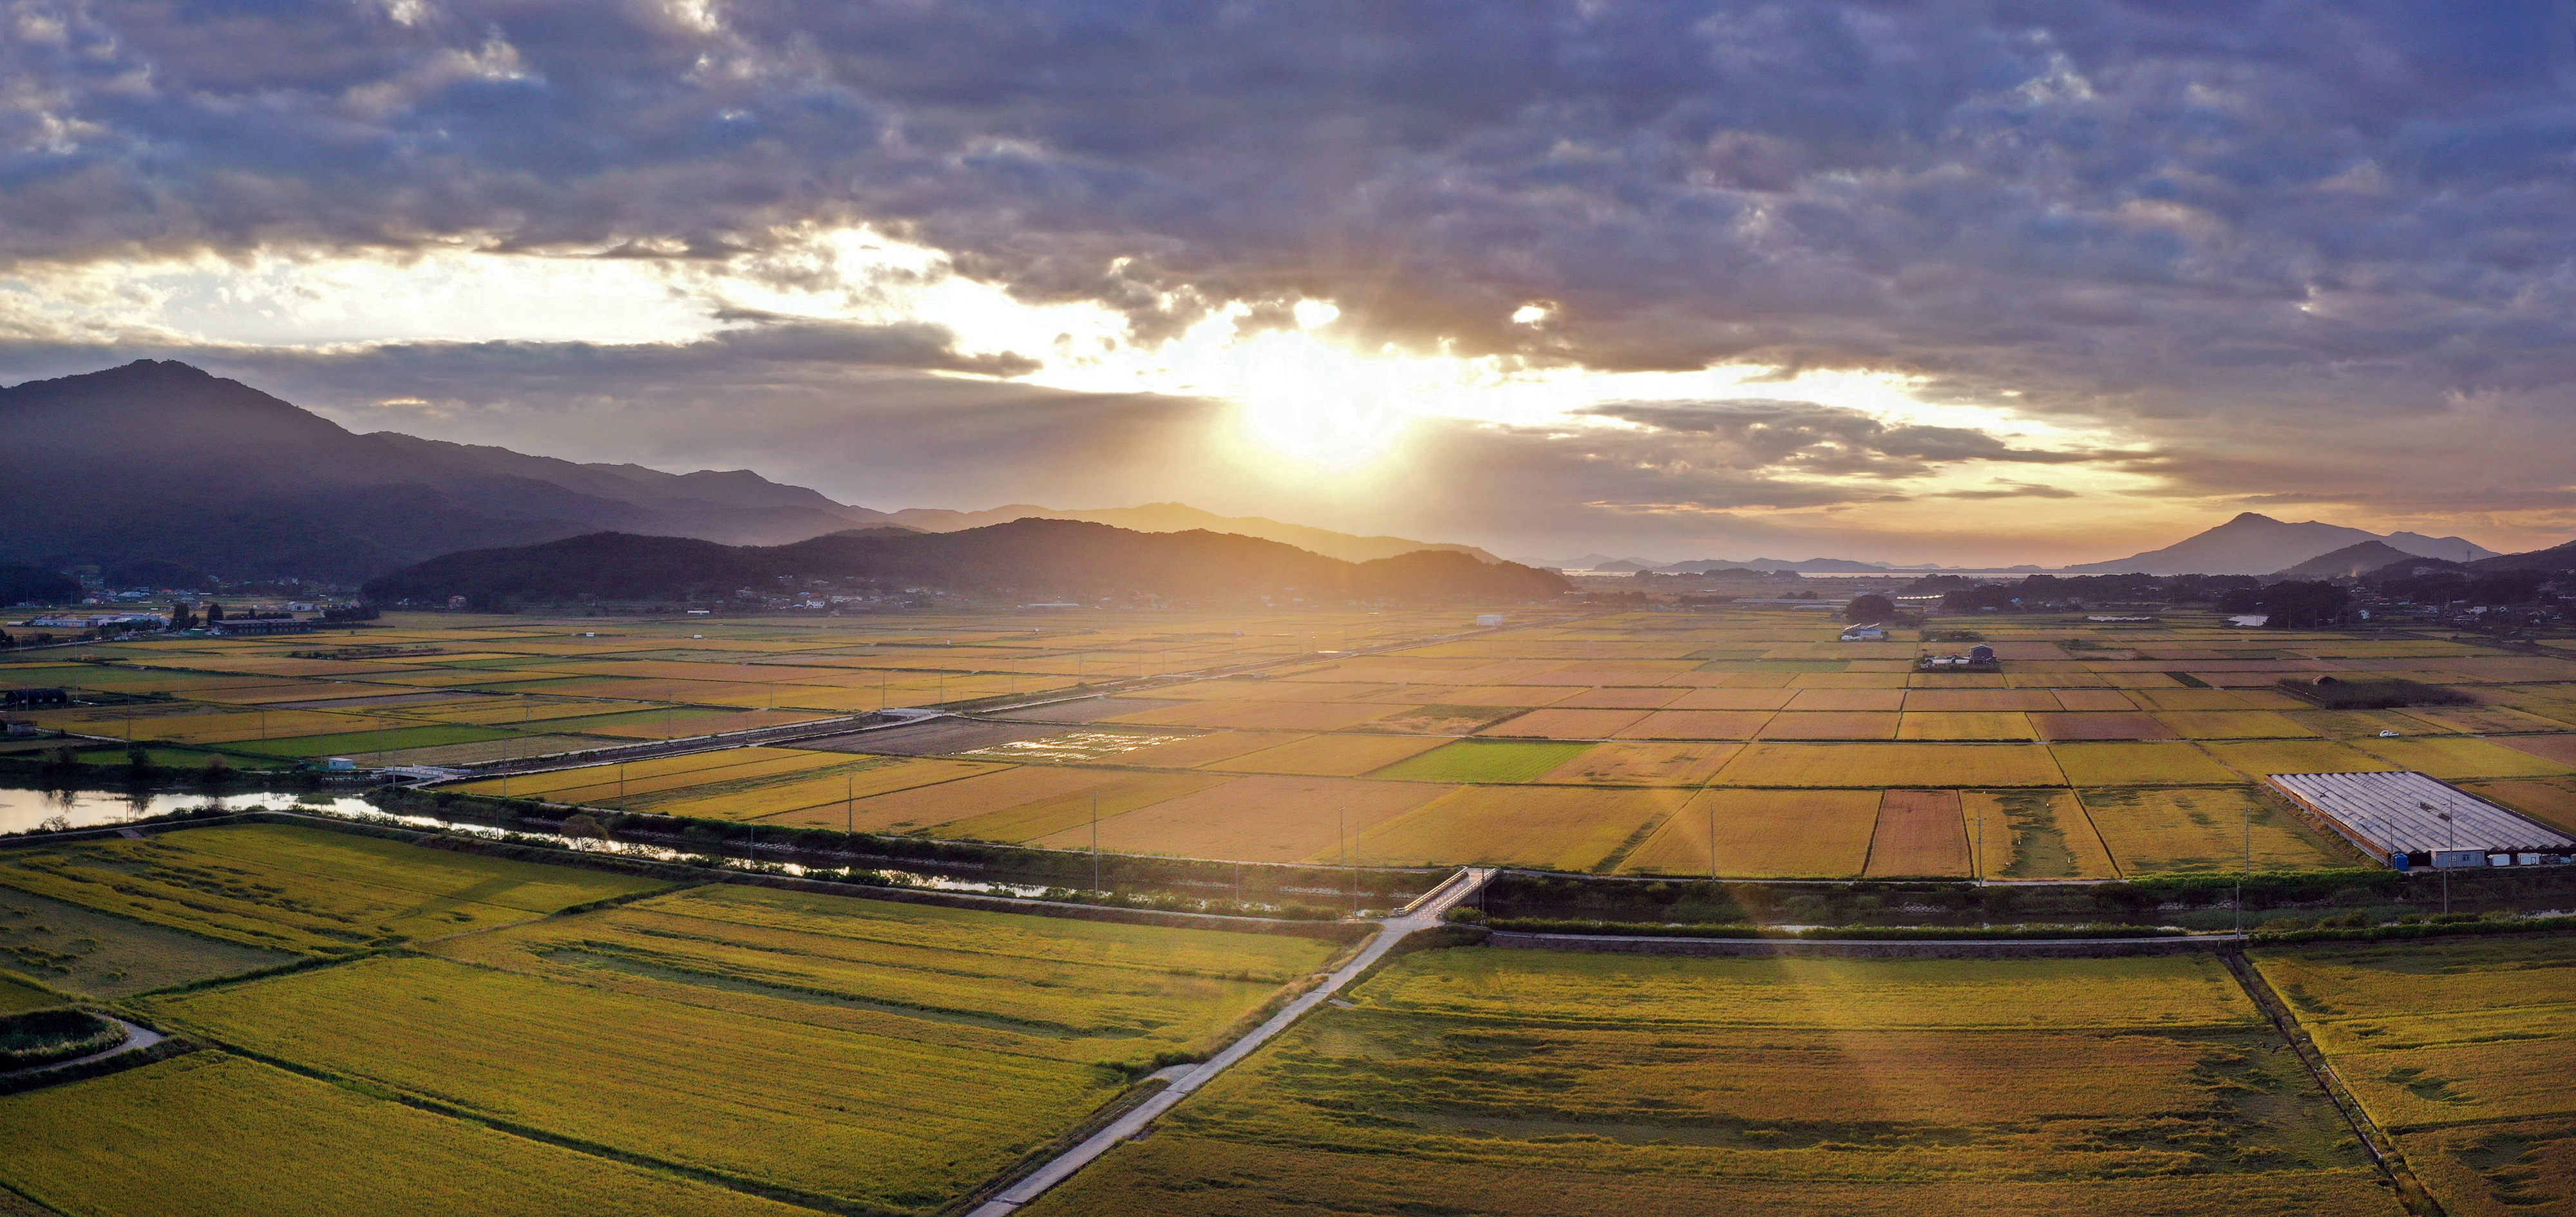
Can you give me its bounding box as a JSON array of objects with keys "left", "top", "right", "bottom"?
[{"left": 1224, "top": 323, "right": 1422, "bottom": 469}]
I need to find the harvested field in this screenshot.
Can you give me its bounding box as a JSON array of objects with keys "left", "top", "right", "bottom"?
[
  {"left": 1781, "top": 689, "right": 1907, "bottom": 712},
  {"left": 1896, "top": 712, "right": 2034, "bottom": 740},
  {"left": 1963, "top": 789, "right": 2119, "bottom": 879},
  {"left": 2053, "top": 689, "right": 2142, "bottom": 710},
  {"left": 1756, "top": 712, "right": 1900, "bottom": 740},
  {"left": 1901, "top": 689, "right": 2061, "bottom": 712},
  {"left": 1715, "top": 742, "right": 2066, "bottom": 788},
  {"left": 1370, "top": 739, "right": 1593, "bottom": 783},
  {"left": 2029, "top": 712, "right": 2181, "bottom": 741},
  {"left": 928, "top": 770, "right": 1229, "bottom": 843},
  {"left": 0, "top": 1053, "right": 811, "bottom": 1217},
  {"left": 1609, "top": 710, "right": 1776, "bottom": 739},
  {"left": 952, "top": 730, "right": 1202, "bottom": 764},
  {"left": 1367, "top": 703, "right": 1530, "bottom": 734},
  {"left": 0, "top": 883, "right": 296, "bottom": 997},
  {"left": 1619, "top": 788, "right": 1880, "bottom": 877},
  {"left": 1108, "top": 700, "right": 1398, "bottom": 731},
  {"left": 2351, "top": 735, "right": 2575, "bottom": 779},
  {"left": 1032, "top": 774, "right": 1451, "bottom": 863},
  {"left": 1349, "top": 786, "right": 1688, "bottom": 871},
  {"left": 2494, "top": 732, "right": 2576, "bottom": 763},
  {"left": 1549, "top": 687, "right": 1686, "bottom": 709},
  {"left": 1864, "top": 789, "right": 1970, "bottom": 877},
  {"left": 1540, "top": 741, "right": 1739, "bottom": 786},
  {"left": 1665, "top": 688, "right": 1798, "bottom": 711},
  {"left": 2152, "top": 711, "right": 2321, "bottom": 739},
  {"left": 2459, "top": 777, "right": 2576, "bottom": 835},
  {"left": 446, "top": 746, "right": 839, "bottom": 798},
  {"left": 1094, "top": 730, "right": 1300, "bottom": 768},
  {"left": 0, "top": 824, "right": 665, "bottom": 954},
  {"left": 2078, "top": 788, "right": 2353, "bottom": 875},
  {"left": 800, "top": 717, "right": 1074, "bottom": 757},
  {"left": 2201, "top": 739, "right": 2402, "bottom": 778},
  {"left": 1477, "top": 707, "right": 1652, "bottom": 739},
  {"left": 642, "top": 758, "right": 1003, "bottom": 822},
  {"left": 1024, "top": 949, "right": 2386, "bottom": 1217},
  {"left": 2048, "top": 741, "right": 2242, "bottom": 786},
  {"left": 1203, "top": 733, "right": 1449, "bottom": 777}
]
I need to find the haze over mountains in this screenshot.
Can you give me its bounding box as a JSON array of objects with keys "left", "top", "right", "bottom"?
[
  {"left": 0, "top": 363, "right": 1490, "bottom": 581},
  {"left": 4, "top": 362, "right": 2555, "bottom": 590},
  {"left": 2061, "top": 513, "right": 2496, "bottom": 576}
]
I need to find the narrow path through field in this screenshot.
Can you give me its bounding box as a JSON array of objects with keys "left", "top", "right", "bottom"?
[
  {"left": 966, "top": 866, "right": 1493, "bottom": 1216},
  {"left": 0, "top": 1017, "right": 162, "bottom": 1082}
]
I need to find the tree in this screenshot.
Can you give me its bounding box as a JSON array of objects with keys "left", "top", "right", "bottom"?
[
  {"left": 205, "top": 601, "right": 226, "bottom": 623},
  {"left": 1844, "top": 594, "right": 1894, "bottom": 624},
  {"left": 2257, "top": 580, "right": 2350, "bottom": 628},
  {"left": 561, "top": 812, "right": 607, "bottom": 839}
]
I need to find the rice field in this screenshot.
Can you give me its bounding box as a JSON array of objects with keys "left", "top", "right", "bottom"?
[
  {"left": 0, "top": 824, "right": 667, "bottom": 953},
  {"left": 1368, "top": 739, "right": 1594, "bottom": 783},
  {"left": 0, "top": 884, "right": 296, "bottom": 997},
  {"left": 2253, "top": 935, "right": 2576, "bottom": 1217},
  {"left": 0, "top": 1053, "right": 812, "bottom": 1217},
  {"left": 1021, "top": 948, "right": 2394, "bottom": 1217},
  {"left": 1029, "top": 773, "right": 1448, "bottom": 862},
  {"left": 120, "top": 874, "right": 1340, "bottom": 1214},
  {"left": 1618, "top": 788, "right": 1881, "bottom": 877},
  {"left": 2078, "top": 788, "right": 2354, "bottom": 875},
  {"left": 1714, "top": 742, "right": 2067, "bottom": 787},
  {"left": 1347, "top": 785, "right": 1687, "bottom": 871},
  {"left": 13, "top": 607, "right": 2573, "bottom": 880}
]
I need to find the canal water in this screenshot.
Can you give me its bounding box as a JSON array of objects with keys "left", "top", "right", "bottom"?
[{"left": 0, "top": 787, "right": 377, "bottom": 836}]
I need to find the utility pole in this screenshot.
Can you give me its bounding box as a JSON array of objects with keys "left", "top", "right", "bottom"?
[
  {"left": 1705, "top": 782, "right": 1717, "bottom": 881},
  {"left": 2239, "top": 798, "right": 2251, "bottom": 934},
  {"left": 1091, "top": 792, "right": 1102, "bottom": 894},
  {"left": 846, "top": 773, "right": 854, "bottom": 835},
  {"left": 1974, "top": 804, "right": 1984, "bottom": 885},
  {"left": 2431, "top": 804, "right": 2453, "bottom": 916},
  {"left": 1340, "top": 807, "right": 1354, "bottom": 918},
  {"left": 618, "top": 762, "right": 627, "bottom": 809}
]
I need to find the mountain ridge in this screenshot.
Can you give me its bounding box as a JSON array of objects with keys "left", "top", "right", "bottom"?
[
  {"left": 0, "top": 362, "right": 1496, "bottom": 583},
  {"left": 2067, "top": 513, "right": 2496, "bottom": 576},
  {"left": 361, "top": 518, "right": 1570, "bottom": 605}
]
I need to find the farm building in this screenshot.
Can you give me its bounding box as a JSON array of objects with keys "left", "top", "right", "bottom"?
[
  {"left": 2264, "top": 771, "right": 2576, "bottom": 869},
  {"left": 1840, "top": 624, "right": 1886, "bottom": 641}
]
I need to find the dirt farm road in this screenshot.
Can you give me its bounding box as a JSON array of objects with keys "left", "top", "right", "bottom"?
[{"left": 967, "top": 866, "right": 1495, "bottom": 1216}]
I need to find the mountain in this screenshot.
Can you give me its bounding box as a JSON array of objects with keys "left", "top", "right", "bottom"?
[
  {"left": 2271, "top": 541, "right": 2419, "bottom": 580},
  {"left": 361, "top": 518, "right": 1571, "bottom": 605},
  {"left": 1660, "top": 558, "right": 1900, "bottom": 574},
  {"left": 2460, "top": 537, "right": 2576, "bottom": 574},
  {"left": 2067, "top": 513, "right": 2498, "bottom": 576},
  {"left": 0, "top": 361, "right": 898, "bottom": 582},
  {"left": 885, "top": 503, "right": 1497, "bottom": 565}
]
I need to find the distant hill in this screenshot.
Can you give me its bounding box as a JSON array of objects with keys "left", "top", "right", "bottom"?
[
  {"left": 2271, "top": 540, "right": 2421, "bottom": 580},
  {"left": 0, "top": 361, "right": 898, "bottom": 582},
  {"left": 362, "top": 518, "right": 1571, "bottom": 605},
  {"left": 2459, "top": 537, "right": 2576, "bottom": 574},
  {"left": 884, "top": 502, "right": 1497, "bottom": 565},
  {"left": 2068, "top": 513, "right": 2497, "bottom": 576}
]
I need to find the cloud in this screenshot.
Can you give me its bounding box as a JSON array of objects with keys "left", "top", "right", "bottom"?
[
  {"left": 1580, "top": 398, "right": 2099, "bottom": 477},
  {"left": 4, "top": 0, "right": 2575, "bottom": 556}
]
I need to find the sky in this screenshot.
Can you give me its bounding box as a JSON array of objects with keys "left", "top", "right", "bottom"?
[{"left": 4, "top": 1, "right": 2574, "bottom": 565}]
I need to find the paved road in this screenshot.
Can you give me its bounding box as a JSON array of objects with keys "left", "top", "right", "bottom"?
[
  {"left": 967, "top": 867, "right": 1494, "bottom": 1216},
  {"left": 0, "top": 1017, "right": 162, "bottom": 1080}
]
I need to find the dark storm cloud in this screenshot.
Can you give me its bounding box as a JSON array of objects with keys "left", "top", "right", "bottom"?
[{"left": 5, "top": 0, "right": 2575, "bottom": 535}]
